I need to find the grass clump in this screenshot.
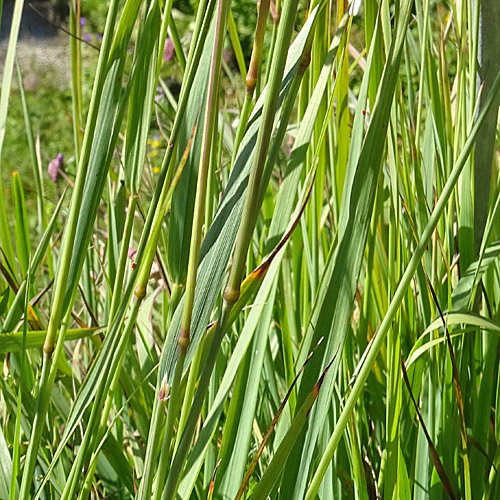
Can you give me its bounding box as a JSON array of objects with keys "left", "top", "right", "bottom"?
[{"left": 1, "top": 0, "right": 500, "bottom": 499}]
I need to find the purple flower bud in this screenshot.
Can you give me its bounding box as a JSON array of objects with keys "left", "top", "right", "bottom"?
[
  {"left": 163, "top": 38, "right": 175, "bottom": 63},
  {"left": 96, "top": 33, "right": 103, "bottom": 42},
  {"left": 48, "top": 153, "right": 63, "bottom": 183},
  {"left": 80, "top": 17, "right": 86, "bottom": 28},
  {"left": 83, "top": 33, "right": 92, "bottom": 43}
]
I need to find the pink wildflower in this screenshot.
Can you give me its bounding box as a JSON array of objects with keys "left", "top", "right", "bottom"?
[
  {"left": 48, "top": 153, "right": 64, "bottom": 183},
  {"left": 163, "top": 38, "right": 175, "bottom": 63}
]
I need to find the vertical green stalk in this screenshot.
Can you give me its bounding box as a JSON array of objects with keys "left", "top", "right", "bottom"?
[
  {"left": 174, "top": 333, "right": 204, "bottom": 446},
  {"left": 224, "top": 0, "right": 300, "bottom": 303},
  {"left": 383, "top": 142, "right": 402, "bottom": 498},
  {"left": 151, "top": 0, "right": 231, "bottom": 495},
  {"left": 263, "top": 0, "right": 282, "bottom": 87},
  {"left": 16, "top": 62, "right": 46, "bottom": 234},
  {"left": 232, "top": 0, "right": 271, "bottom": 161},
  {"left": 473, "top": 0, "right": 500, "bottom": 254},
  {"left": 303, "top": 66, "right": 500, "bottom": 500},
  {"left": 161, "top": 0, "right": 302, "bottom": 498},
  {"left": 136, "top": 388, "right": 165, "bottom": 500},
  {"left": 227, "top": 10, "right": 247, "bottom": 79},
  {"left": 109, "top": 195, "right": 138, "bottom": 320},
  {"left": 168, "top": 20, "right": 187, "bottom": 71},
  {"left": 18, "top": 1, "right": 123, "bottom": 495},
  {"left": 12, "top": 172, "right": 30, "bottom": 278},
  {"left": 155, "top": 0, "right": 175, "bottom": 77},
  {"left": 0, "top": 0, "right": 23, "bottom": 268},
  {"left": 414, "top": 0, "right": 429, "bottom": 148},
  {"left": 9, "top": 262, "right": 30, "bottom": 500},
  {"left": 70, "top": 0, "right": 84, "bottom": 158}
]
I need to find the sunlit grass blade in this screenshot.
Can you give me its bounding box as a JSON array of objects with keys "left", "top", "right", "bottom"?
[
  {"left": 0, "top": 327, "right": 104, "bottom": 353},
  {"left": 304, "top": 63, "right": 500, "bottom": 500},
  {"left": 282, "top": 2, "right": 413, "bottom": 497},
  {"left": 0, "top": 426, "right": 12, "bottom": 500},
  {"left": 2, "top": 0, "right": 500, "bottom": 497},
  {"left": 0, "top": 0, "right": 23, "bottom": 267},
  {"left": 12, "top": 171, "right": 30, "bottom": 278},
  {"left": 158, "top": 4, "right": 322, "bottom": 388},
  {"left": 2, "top": 187, "right": 67, "bottom": 333}
]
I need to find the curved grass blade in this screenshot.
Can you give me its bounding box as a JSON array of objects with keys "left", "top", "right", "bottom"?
[
  {"left": 304, "top": 63, "right": 500, "bottom": 500},
  {"left": 238, "top": 352, "right": 338, "bottom": 500},
  {"left": 281, "top": 3, "right": 412, "bottom": 496},
  {"left": 451, "top": 239, "right": 500, "bottom": 311},
  {"left": 158, "top": 5, "right": 322, "bottom": 386},
  {"left": 2, "top": 187, "right": 67, "bottom": 333},
  {"left": 0, "top": 327, "right": 104, "bottom": 353},
  {"left": 402, "top": 358, "right": 458, "bottom": 500},
  {"left": 406, "top": 312, "right": 500, "bottom": 368}
]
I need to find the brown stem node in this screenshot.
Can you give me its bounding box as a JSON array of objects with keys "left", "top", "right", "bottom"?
[
  {"left": 178, "top": 328, "right": 190, "bottom": 349},
  {"left": 223, "top": 284, "right": 240, "bottom": 306},
  {"left": 42, "top": 342, "right": 54, "bottom": 355},
  {"left": 134, "top": 284, "right": 146, "bottom": 301}
]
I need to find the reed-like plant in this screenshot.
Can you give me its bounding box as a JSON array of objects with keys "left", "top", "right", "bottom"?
[{"left": 1, "top": 0, "right": 500, "bottom": 499}]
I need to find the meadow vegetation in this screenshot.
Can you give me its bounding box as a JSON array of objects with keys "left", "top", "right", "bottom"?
[{"left": 1, "top": 0, "right": 500, "bottom": 499}]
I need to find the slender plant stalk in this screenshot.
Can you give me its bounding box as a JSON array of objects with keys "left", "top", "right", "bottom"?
[
  {"left": 69, "top": 0, "right": 84, "bottom": 158},
  {"left": 0, "top": 0, "right": 24, "bottom": 268},
  {"left": 16, "top": 62, "right": 46, "bottom": 233},
  {"left": 160, "top": 0, "right": 302, "bottom": 498},
  {"left": 17, "top": 2, "right": 123, "bottom": 494},
  {"left": 224, "top": 0, "right": 301, "bottom": 304},
  {"left": 109, "top": 195, "right": 138, "bottom": 320},
  {"left": 174, "top": 331, "right": 205, "bottom": 449},
  {"left": 151, "top": 0, "right": 231, "bottom": 495},
  {"left": 9, "top": 262, "right": 31, "bottom": 500},
  {"left": 227, "top": 10, "right": 247, "bottom": 79},
  {"left": 231, "top": 0, "right": 271, "bottom": 161},
  {"left": 414, "top": 0, "right": 430, "bottom": 147},
  {"left": 304, "top": 65, "right": 500, "bottom": 500},
  {"left": 168, "top": 21, "right": 187, "bottom": 71},
  {"left": 262, "top": 0, "right": 281, "bottom": 89}
]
